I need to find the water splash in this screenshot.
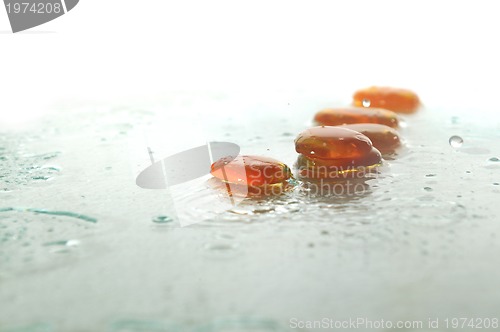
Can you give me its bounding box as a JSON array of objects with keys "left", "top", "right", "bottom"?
[{"left": 0, "top": 207, "right": 97, "bottom": 223}]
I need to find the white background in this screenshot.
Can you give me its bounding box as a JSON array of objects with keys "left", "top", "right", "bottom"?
[{"left": 1, "top": 0, "right": 500, "bottom": 125}]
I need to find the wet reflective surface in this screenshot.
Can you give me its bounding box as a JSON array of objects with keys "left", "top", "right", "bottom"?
[{"left": 1, "top": 92, "right": 500, "bottom": 331}]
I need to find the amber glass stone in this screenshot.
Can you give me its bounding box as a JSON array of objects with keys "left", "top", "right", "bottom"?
[
  {"left": 295, "top": 126, "right": 374, "bottom": 160},
  {"left": 296, "top": 149, "right": 381, "bottom": 179},
  {"left": 340, "top": 123, "right": 401, "bottom": 155},
  {"left": 295, "top": 126, "right": 382, "bottom": 179},
  {"left": 296, "top": 149, "right": 382, "bottom": 169},
  {"left": 211, "top": 155, "right": 292, "bottom": 187},
  {"left": 353, "top": 86, "right": 420, "bottom": 113},
  {"left": 314, "top": 107, "right": 399, "bottom": 128}
]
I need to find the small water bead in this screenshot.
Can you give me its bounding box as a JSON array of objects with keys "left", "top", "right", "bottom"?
[
  {"left": 489, "top": 157, "right": 499, "bottom": 162},
  {"left": 152, "top": 215, "right": 173, "bottom": 224},
  {"left": 362, "top": 99, "right": 371, "bottom": 107},
  {"left": 314, "top": 107, "right": 399, "bottom": 128},
  {"left": 449, "top": 135, "right": 464, "bottom": 148},
  {"left": 339, "top": 123, "right": 401, "bottom": 155},
  {"left": 353, "top": 86, "right": 420, "bottom": 113}
]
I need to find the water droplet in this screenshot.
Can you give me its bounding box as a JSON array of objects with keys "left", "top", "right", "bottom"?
[
  {"left": 489, "top": 157, "right": 499, "bottom": 162},
  {"left": 152, "top": 215, "right": 173, "bottom": 224},
  {"left": 310, "top": 151, "right": 315, "bottom": 155},
  {"left": 362, "top": 99, "right": 371, "bottom": 107},
  {"left": 424, "top": 187, "right": 433, "bottom": 191},
  {"left": 449, "top": 135, "right": 463, "bottom": 148}
]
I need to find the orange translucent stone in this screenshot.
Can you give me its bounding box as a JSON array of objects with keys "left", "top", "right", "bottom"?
[
  {"left": 353, "top": 86, "right": 420, "bottom": 113},
  {"left": 295, "top": 126, "right": 382, "bottom": 179},
  {"left": 295, "top": 126, "right": 374, "bottom": 160},
  {"left": 211, "top": 155, "right": 292, "bottom": 187},
  {"left": 340, "top": 123, "right": 401, "bottom": 155},
  {"left": 314, "top": 107, "right": 399, "bottom": 128}
]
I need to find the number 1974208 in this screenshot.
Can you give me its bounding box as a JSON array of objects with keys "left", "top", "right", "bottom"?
[{"left": 6, "top": 2, "right": 62, "bottom": 14}]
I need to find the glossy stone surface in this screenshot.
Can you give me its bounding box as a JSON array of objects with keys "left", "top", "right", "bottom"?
[
  {"left": 353, "top": 86, "right": 420, "bottom": 113},
  {"left": 314, "top": 107, "right": 399, "bottom": 128},
  {"left": 296, "top": 149, "right": 382, "bottom": 179},
  {"left": 340, "top": 123, "right": 401, "bottom": 155},
  {"left": 295, "top": 126, "right": 373, "bottom": 160},
  {"left": 211, "top": 155, "right": 292, "bottom": 187},
  {"left": 295, "top": 126, "right": 382, "bottom": 179}
]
